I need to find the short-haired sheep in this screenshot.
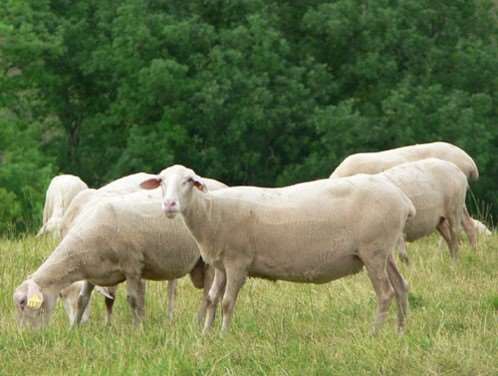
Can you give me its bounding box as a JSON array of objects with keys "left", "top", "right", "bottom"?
[
  {"left": 378, "top": 159, "right": 469, "bottom": 262},
  {"left": 13, "top": 183, "right": 224, "bottom": 328},
  {"left": 37, "top": 174, "right": 88, "bottom": 238},
  {"left": 141, "top": 165, "right": 415, "bottom": 334},
  {"left": 330, "top": 142, "right": 479, "bottom": 248}
]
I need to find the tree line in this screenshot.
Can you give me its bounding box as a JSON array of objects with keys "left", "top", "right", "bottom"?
[{"left": 0, "top": 0, "right": 497, "bottom": 234}]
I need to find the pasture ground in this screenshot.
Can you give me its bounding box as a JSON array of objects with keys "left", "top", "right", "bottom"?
[{"left": 0, "top": 234, "right": 497, "bottom": 375}]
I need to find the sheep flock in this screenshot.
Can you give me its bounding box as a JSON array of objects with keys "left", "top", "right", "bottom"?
[{"left": 13, "top": 141, "right": 493, "bottom": 335}]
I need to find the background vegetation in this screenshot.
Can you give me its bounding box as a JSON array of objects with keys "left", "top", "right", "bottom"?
[
  {"left": 0, "top": 0, "right": 497, "bottom": 233},
  {"left": 1, "top": 235, "right": 497, "bottom": 375}
]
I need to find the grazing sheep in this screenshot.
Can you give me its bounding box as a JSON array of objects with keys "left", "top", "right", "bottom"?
[
  {"left": 378, "top": 159, "right": 469, "bottom": 262},
  {"left": 141, "top": 165, "right": 415, "bottom": 334},
  {"left": 13, "top": 183, "right": 224, "bottom": 328},
  {"left": 58, "top": 173, "right": 177, "bottom": 325},
  {"left": 37, "top": 175, "right": 88, "bottom": 237},
  {"left": 330, "top": 142, "right": 479, "bottom": 248}
]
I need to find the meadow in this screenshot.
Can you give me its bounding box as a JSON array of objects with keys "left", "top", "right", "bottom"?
[{"left": 0, "top": 234, "right": 496, "bottom": 375}]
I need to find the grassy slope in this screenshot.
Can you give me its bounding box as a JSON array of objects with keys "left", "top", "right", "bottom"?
[{"left": 0, "top": 235, "right": 496, "bottom": 375}]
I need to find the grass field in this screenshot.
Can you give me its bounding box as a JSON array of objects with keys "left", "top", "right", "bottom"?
[{"left": 0, "top": 234, "right": 497, "bottom": 375}]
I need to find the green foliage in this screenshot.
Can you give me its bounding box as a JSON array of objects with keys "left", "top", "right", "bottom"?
[
  {"left": 0, "top": 111, "right": 54, "bottom": 233},
  {"left": 0, "top": 0, "right": 497, "bottom": 233}
]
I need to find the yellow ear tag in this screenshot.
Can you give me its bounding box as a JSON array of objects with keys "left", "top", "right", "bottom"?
[{"left": 27, "top": 294, "right": 43, "bottom": 309}]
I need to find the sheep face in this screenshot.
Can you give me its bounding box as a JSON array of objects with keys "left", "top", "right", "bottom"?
[
  {"left": 140, "top": 165, "right": 207, "bottom": 219},
  {"left": 13, "top": 279, "right": 57, "bottom": 328}
]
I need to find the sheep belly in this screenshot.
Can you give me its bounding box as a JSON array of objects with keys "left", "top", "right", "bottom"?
[{"left": 250, "top": 251, "right": 364, "bottom": 284}]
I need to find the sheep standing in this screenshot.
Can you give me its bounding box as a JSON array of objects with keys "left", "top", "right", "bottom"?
[
  {"left": 37, "top": 174, "right": 88, "bottom": 237},
  {"left": 330, "top": 142, "right": 479, "bottom": 248},
  {"left": 378, "top": 159, "right": 469, "bottom": 261},
  {"left": 141, "top": 165, "right": 415, "bottom": 334},
  {"left": 14, "top": 185, "right": 223, "bottom": 328}
]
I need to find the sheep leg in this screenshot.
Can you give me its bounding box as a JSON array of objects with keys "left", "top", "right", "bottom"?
[
  {"left": 197, "top": 267, "right": 213, "bottom": 325},
  {"left": 386, "top": 255, "right": 409, "bottom": 334},
  {"left": 104, "top": 295, "right": 115, "bottom": 325},
  {"left": 202, "top": 268, "right": 225, "bottom": 335},
  {"left": 396, "top": 236, "right": 410, "bottom": 265},
  {"left": 126, "top": 277, "right": 145, "bottom": 326},
  {"left": 166, "top": 279, "right": 177, "bottom": 321},
  {"left": 221, "top": 266, "right": 247, "bottom": 334},
  {"left": 74, "top": 281, "right": 95, "bottom": 327},
  {"left": 461, "top": 207, "right": 477, "bottom": 249},
  {"left": 448, "top": 217, "right": 460, "bottom": 259},
  {"left": 437, "top": 219, "right": 454, "bottom": 255},
  {"left": 359, "top": 249, "right": 395, "bottom": 334},
  {"left": 440, "top": 216, "right": 460, "bottom": 259}
]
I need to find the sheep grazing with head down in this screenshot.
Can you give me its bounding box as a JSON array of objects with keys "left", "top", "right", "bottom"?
[
  {"left": 13, "top": 177, "right": 225, "bottom": 329},
  {"left": 57, "top": 172, "right": 195, "bottom": 326},
  {"left": 377, "top": 159, "right": 470, "bottom": 262},
  {"left": 141, "top": 165, "right": 416, "bottom": 334},
  {"left": 330, "top": 142, "right": 480, "bottom": 248},
  {"left": 37, "top": 174, "right": 88, "bottom": 238}
]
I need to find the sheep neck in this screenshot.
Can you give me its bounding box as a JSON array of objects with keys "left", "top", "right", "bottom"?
[
  {"left": 182, "top": 189, "right": 214, "bottom": 248},
  {"left": 31, "top": 238, "right": 85, "bottom": 293}
]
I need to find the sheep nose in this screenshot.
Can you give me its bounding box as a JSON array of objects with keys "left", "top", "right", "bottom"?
[{"left": 162, "top": 200, "right": 177, "bottom": 212}]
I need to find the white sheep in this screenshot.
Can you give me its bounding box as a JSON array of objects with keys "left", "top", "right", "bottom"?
[
  {"left": 37, "top": 174, "right": 88, "bottom": 237},
  {"left": 378, "top": 159, "right": 469, "bottom": 262},
  {"left": 58, "top": 173, "right": 186, "bottom": 325},
  {"left": 141, "top": 165, "right": 415, "bottom": 334},
  {"left": 330, "top": 142, "right": 479, "bottom": 248},
  {"left": 60, "top": 172, "right": 158, "bottom": 238},
  {"left": 470, "top": 219, "right": 492, "bottom": 236},
  {"left": 330, "top": 141, "right": 479, "bottom": 180},
  {"left": 14, "top": 185, "right": 223, "bottom": 328}
]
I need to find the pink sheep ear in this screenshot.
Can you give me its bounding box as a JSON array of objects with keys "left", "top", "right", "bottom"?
[
  {"left": 189, "top": 175, "right": 207, "bottom": 192},
  {"left": 140, "top": 177, "right": 161, "bottom": 190}
]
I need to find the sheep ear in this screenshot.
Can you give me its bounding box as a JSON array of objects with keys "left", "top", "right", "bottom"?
[
  {"left": 95, "top": 286, "right": 115, "bottom": 300},
  {"left": 190, "top": 175, "right": 207, "bottom": 192},
  {"left": 140, "top": 177, "right": 161, "bottom": 190},
  {"left": 26, "top": 280, "right": 44, "bottom": 310}
]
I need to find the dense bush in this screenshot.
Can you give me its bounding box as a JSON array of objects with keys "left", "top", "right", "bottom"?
[{"left": 0, "top": 0, "right": 496, "bottom": 234}]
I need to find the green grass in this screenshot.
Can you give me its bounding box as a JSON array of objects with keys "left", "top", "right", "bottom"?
[{"left": 0, "top": 234, "right": 497, "bottom": 375}]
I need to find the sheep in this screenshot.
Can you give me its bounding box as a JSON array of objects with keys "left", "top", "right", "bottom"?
[
  {"left": 329, "top": 142, "right": 479, "bottom": 248},
  {"left": 330, "top": 141, "right": 479, "bottom": 180},
  {"left": 60, "top": 172, "right": 158, "bottom": 238},
  {"left": 37, "top": 174, "right": 88, "bottom": 237},
  {"left": 470, "top": 219, "right": 492, "bottom": 236},
  {"left": 140, "top": 165, "right": 416, "bottom": 334},
  {"left": 377, "top": 159, "right": 469, "bottom": 262},
  {"left": 57, "top": 173, "right": 177, "bottom": 325},
  {"left": 13, "top": 182, "right": 224, "bottom": 328}
]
